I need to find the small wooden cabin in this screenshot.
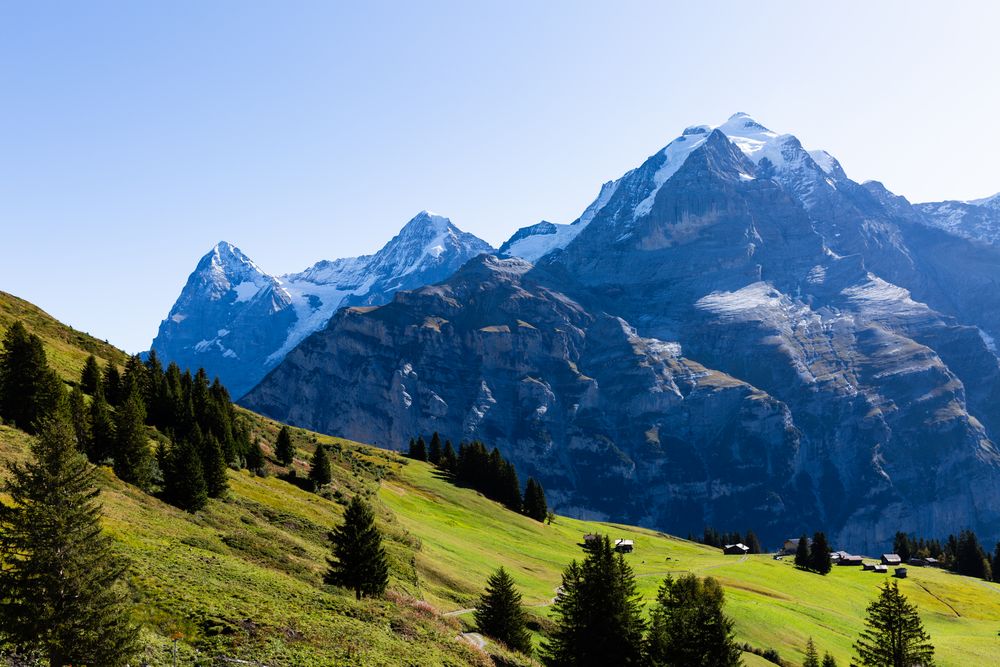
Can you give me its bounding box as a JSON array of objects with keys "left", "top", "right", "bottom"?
[{"left": 723, "top": 543, "right": 750, "bottom": 556}]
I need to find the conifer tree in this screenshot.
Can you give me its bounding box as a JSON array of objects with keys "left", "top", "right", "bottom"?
[
  {"left": 893, "top": 531, "right": 913, "bottom": 562},
  {"left": 409, "top": 435, "right": 428, "bottom": 461},
  {"left": 954, "top": 529, "right": 990, "bottom": 579},
  {"left": 524, "top": 477, "right": 548, "bottom": 522},
  {"left": 246, "top": 438, "right": 265, "bottom": 473},
  {"left": 645, "top": 573, "right": 742, "bottom": 666},
  {"left": 325, "top": 496, "right": 389, "bottom": 600},
  {"left": 745, "top": 530, "right": 762, "bottom": 554},
  {"left": 474, "top": 566, "right": 532, "bottom": 654},
  {"left": 67, "top": 385, "right": 91, "bottom": 451},
  {"left": 87, "top": 387, "right": 115, "bottom": 463},
  {"left": 795, "top": 533, "right": 810, "bottom": 569},
  {"left": 822, "top": 652, "right": 838, "bottom": 667},
  {"left": 275, "top": 425, "right": 295, "bottom": 465},
  {"left": 803, "top": 637, "right": 820, "bottom": 667},
  {"left": 309, "top": 444, "right": 333, "bottom": 489},
  {"left": 80, "top": 354, "right": 103, "bottom": 395},
  {"left": 0, "top": 321, "right": 64, "bottom": 433},
  {"left": 112, "top": 390, "right": 154, "bottom": 490},
  {"left": 0, "top": 415, "right": 140, "bottom": 665},
  {"left": 809, "top": 532, "right": 833, "bottom": 575},
  {"left": 163, "top": 437, "right": 208, "bottom": 512},
  {"left": 428, "top": 431, "right": 442, "bottom": 465},
  {"left": 541, "top": 536, "right": 645, "bottom": 665},
  {"left": 199, "top": 432, "right": 228, "bottom": 498},
  {"left": 500, "top": 460, "right": 522, "bottom": 512},
  {"left": 441, "top": 439, "right": 457, "bottom": 472},
  {"left": 992, "top": 541, "right": 1000, "bottom": 583},
  {"left": 102, "top": 360, "right": 123, "bottom": 406},
  {"left": 853, "top": 580, "right": 935, "bottom": 667}
]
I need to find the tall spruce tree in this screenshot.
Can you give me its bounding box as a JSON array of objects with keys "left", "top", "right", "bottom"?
[
  {"left": 409, "top": 436, "right": 428, "bottom": 461},
  {"left": 163, "top": 437, "right": 208, "bottom": 512},
  {"left": 67, "top": 385, "right": 91, "bottom": 451},
  {"left": 309, "top": 444, "right": 333, "bottom": 489},
  {"left": 441, "top": 439, "right": 457, "bottom": 472},
  {"left": 0, "top": 415, "right": 140, "bottom": 665},
  {"left": 992, "top": 541, "right": 1000, "bottom": 583},
  {"left": 954, "top": 529, "right": 990, "bottom": 579},
  {"left": 80, "top": 354, "right": 103, "bottom": 395},
  {"left": 853, "top": 580, "right": 935, "bottom": 667},
  {"left": 523, "top": 477, "right": 548, "bottom": 522},
  {"left": 645, "top": 573, "right": 742, "bottom": 667},
  {"left": 275, "top": 425, "right": 295, "bottom": 466},
  {"left": 87, "top": 387, "right": 116, "bottom": 463},
  {"left": 245, "top": 438, "right": 266, "bottom": 473},
  {"left": 0, "top": 321, "right": 64, "bottom": 433},
  {"left": 822, "top": 652, "right": 838, "bottom": 667},
  {"left": 325, "top": 496, "right": 389, "bottom": 600},
  {"left": 541, "top": 536, "right": 645, "bottom": 665},
  {"left": 112, "top": 390, "right": 154, "bottom": 490},
  {"left": 199, "top": 432, "right": 229, "bottom": 498},
  {"left": 795, "top": 533, "right": 811, "bottom": 569},
  {"left": 428, "top": 431, "right": 442, "bottom": 465},
  {"left": 803, "top": 637, "right": 820, "bottom": 667},
  {"left": 500, "top": 461, "right": 522, "bottom": 512},
  {"left": 474, "top": 566, "right": 532, "bottom": 654},
  {"left": 809, "top": 532, "right": 833, "bottom": 575},
  {"left": 102, "top": 360, "right": 123, "bottom": 406}
]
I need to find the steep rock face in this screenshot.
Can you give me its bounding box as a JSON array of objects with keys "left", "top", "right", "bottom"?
[
  {"left": 243, "top": 257, "right": 806, "bottom": 536},
  {"left": 150, "top": 212, "right": 493, "bottom": 397},
  {"left": 245, "top": 114, "right": 1000, "bottom": 552}
]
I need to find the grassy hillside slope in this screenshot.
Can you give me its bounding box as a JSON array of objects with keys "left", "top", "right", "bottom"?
[{"left": 2, "top": 291, "right": 999, "bottom": 666}]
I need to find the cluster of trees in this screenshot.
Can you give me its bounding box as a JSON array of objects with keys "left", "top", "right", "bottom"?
[
  {"left": 802, "top": 637, "right": 838, "bottom": 667},
  {"left": 894, "top": 529, "right": 998, "bottom": 581},
  {"left": 0, "top": 320, "right": 262, "bottom": 513},
  {"left": 697, "top": 527, "right": 762, "bottom": 553},
  {"left": 538, "top": 535, "right": 741, "bottom": 665},
  {"left": 76, "top": 349, "right": 251, "bottom": 511},
  {"left": 794, "top": 532, "right": 833, "bottom": 575},
  {"left": 407, "top": 434, "right": 549, "bottom": 522}
]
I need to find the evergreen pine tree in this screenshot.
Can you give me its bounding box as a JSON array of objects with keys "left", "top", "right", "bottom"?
[
  {"left": 645, "top": 572, "right": 742, "bottom": 667},
  {"left": 67, "top": 385, "right": 91, "bottom": 451},
  {"left": 745, "top": 530, "right": 762, "bottom": 555},
  {"left": 0, "top": 415, "right": 140, "bottom": 665},
  {"left": 80, "top": 354, "right": 103, "bottom": 395},
  {"left": 245, "top": 438, "right": 266, "bottom": 474},
  {"left": 954, "top": 529, "right": 990, "bottom": 579},
  {"left": 474, "top": 566, "right": 532, "bottom": 654},
  {"left": 325, "top": 496, "right": 389, "bottom": 600},
  {"left": 309, "top": 444, "right": 333, "bottom": 489},
  {"left": 809, "top": 532, "right": 833, "bottom": 575},
  {"left": 112, "top": 390, "right": 154, "bottom": 490},
  {"left": 893, "top": 531, "right": 912, "bottom": 562},
  {"left": 441, "top": 439, "right": 457, "bottom": 472},
  {"left": 803, "top": 637, "right": 820, "bottom": 667},
  {"left": 992, "top": 541, "right": 1000, "bottom": 583},
  {"left": 275, "top": 425, "right": 295, "bottom": 465},
  {"left": 822, "top": 652, "right": 838, "bottom": 667},
  {"left": 163, "top": 437, "right": 208, "bottom": 512},
  {"left": 87, "top": 387, "right": 116, "bottom": 464},
  {"left": 523, "top": 477, "right": 548, "bottom": 522},
  {"left": 102, "top": 360, "right": 123, "bottom": 406},
  {"left": 428, "top": 431, "right": 443, "bottom": 465},
  {"left": 795, "top": 533, "right": 811, "bottom": 569},
  {"left": 0, "top": 321, "right": 64, "bottom": 433},
  {"left": 853, "top": 580, "right": 935, "bottom": 667},
  {"left": 500, "top": 460, "right": 522, "bottom": 511},
  {"left": 541, "top": 536, "right": 645, "bottom": 665},
  {"left": 411, "top": 435, "right": 428, "bottom": 461},
  {"left": 199, "top": 432, "right": 228, "bottom": 498}
]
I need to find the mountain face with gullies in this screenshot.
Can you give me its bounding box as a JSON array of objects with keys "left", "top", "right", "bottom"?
[
  {"left": 242, "top": 113, "right": 1000, "bottom": 553},
  {"left": 150, "top": 212, "right": 494, "bottom": 398}
]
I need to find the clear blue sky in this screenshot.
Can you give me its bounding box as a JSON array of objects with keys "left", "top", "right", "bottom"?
[{"left": 2, "top": 1, "right": 998, "bottom": 352}]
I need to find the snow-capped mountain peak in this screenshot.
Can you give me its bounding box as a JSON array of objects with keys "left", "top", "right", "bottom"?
[{"left": 152, "top": 214, "right": 494, "bottom": 397}]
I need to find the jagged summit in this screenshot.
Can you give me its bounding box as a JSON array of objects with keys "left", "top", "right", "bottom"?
[{"left": 151, "top": 213, "right": 494, "bottom": 397}]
